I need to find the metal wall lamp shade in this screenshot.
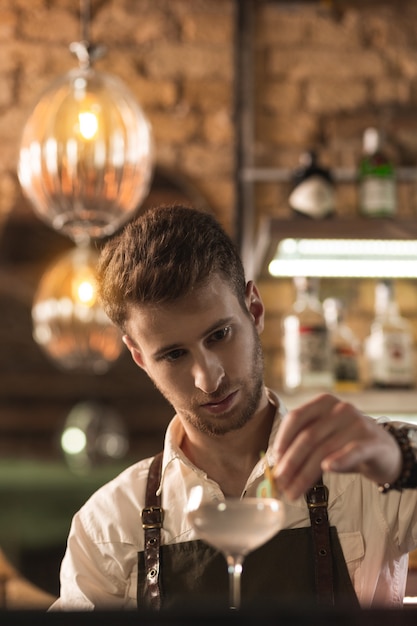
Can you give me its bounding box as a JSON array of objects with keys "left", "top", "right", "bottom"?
[{"left": 18, "top": 66, "right": 154, "bottom": 244}]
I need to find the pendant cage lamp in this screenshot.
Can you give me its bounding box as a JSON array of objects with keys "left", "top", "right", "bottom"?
[
  {"left": 32, "top": 245, "right": 123, "bottom": 374},
  {"left": 17, "top": 0, "right": 154, "bottom": 244}
]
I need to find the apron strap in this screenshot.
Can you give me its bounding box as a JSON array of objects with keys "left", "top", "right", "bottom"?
[
  {"left": 141, "top": 451, "right": 164, "bottom": 610},
  {"left": 306, "top": 477, "right": 334, "bottom": 607}
]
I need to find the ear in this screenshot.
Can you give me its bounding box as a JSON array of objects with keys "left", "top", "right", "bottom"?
[
  {"left": 245, "top": 281, "right": 265, "bottom": 334},
  {"left": 122, "top": 335, "right": 147, "bottom": 371}
]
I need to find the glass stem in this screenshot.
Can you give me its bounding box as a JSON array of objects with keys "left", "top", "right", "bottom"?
[{"left": 226, "top": 554, "right": 244, "bottom": 610}]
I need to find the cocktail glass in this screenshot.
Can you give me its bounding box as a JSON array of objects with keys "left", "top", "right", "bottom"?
[{"left": 186, "top": 486, "right": 284, "bottom": 610}]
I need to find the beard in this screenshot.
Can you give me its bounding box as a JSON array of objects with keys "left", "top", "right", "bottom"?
[{"left": 154, "top": 324, "right": 265, "bottom": 438}]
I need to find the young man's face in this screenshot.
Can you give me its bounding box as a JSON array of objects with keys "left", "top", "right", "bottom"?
[{"left": 123, "top": 275, "right": 266, "bottom": 437}]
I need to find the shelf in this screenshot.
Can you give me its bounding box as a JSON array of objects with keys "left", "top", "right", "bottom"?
[
  {"left": 265, "top": 216, "right": 417, "bottom": 240},
  {"left": 242, "top": 166, "right": 417, "bottom": 184},
  {"left": 279, "top": 389, "right": 417, "bottom": 423}
]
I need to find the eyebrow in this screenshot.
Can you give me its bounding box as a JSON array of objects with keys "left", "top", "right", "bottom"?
[{"left": 152, "top": 316, "right": 234, "bottom": 361}]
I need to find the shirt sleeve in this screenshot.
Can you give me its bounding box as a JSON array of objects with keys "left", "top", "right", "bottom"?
[{"left": 50, "top": 507, "right": 137, "bottom": 611}]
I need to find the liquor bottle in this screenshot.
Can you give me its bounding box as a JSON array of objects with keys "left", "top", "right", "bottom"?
[
  {"left": 282, "top": 277, "right": 334, "bottom": 393},
  {"left": 358, "top": 127, "right": 396, "bottom": 217},
  {"left": 288, "top": 150, "right": 335, "bottom": 219},
  {"left": 364, "top": 280, "right": 414, "bottom": 388},
  {"left": 323, "top": 298, "right": 361, "bottom": 393}
]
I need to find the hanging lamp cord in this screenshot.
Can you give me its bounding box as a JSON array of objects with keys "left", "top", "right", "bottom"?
[{"left": 69, "top": 0, "right": 107, "bottom": 69}]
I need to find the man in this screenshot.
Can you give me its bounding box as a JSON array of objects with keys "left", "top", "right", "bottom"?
[{"left": 51, "top": 204, "right": 417, "bottom": 611}]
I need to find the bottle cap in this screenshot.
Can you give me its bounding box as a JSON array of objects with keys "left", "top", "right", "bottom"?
[
  {"left": 375, "top": 279, "right": 393, "bottom": 315},
  {"left": 298, "top": 150, "right": 316, "bottom": 168},
  {"left": 294, "top": 276, "right": 319, "bottom": 294},
  {"left": 363, "top": 127, "right": 382, "bottom": 154},
  {"left": 323, "top": 298, "right": 343, "bottom": 325}
]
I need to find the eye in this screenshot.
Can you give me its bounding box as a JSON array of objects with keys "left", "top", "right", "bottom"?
[
  {"left": 163, "top": 348, "right": 186, "bottom": 363},
  {"left": 208, "top": 326, "right": 231, "bottom": 344}
]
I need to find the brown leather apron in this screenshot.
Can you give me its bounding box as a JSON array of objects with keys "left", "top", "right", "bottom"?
[{"left": 137, "top": 452, "right": 359, "bottom": 611}]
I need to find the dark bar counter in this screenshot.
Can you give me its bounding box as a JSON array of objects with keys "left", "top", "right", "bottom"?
[{"left": 1, "top": 605, "right": 417, "bottom": 626}]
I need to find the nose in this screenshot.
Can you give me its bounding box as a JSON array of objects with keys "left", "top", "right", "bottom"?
[{"left": 192, "top": 351, "right": 225, "bottom": 394}]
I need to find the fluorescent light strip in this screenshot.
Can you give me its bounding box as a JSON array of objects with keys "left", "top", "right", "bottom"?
[{"left": 268, "top": 239, "right": 417, "bottom": 278}]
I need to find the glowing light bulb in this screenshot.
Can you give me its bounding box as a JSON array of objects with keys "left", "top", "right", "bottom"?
[
  {"left": 77, "top": 279, "right": 95, "bottom": 304},
  {"left": 72, "top": 268, "right": 97, "bottom": 307},
  {"left": 78, "top": 110, "right": 99, "bottom": 139},
  {"left": 61, "top": 427, "right": 87, "bottom": 455}
]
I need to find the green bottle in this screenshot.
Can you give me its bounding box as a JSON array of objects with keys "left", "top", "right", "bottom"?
[{"left": 358, "top": 127, "right": 396, "bottom": 217}]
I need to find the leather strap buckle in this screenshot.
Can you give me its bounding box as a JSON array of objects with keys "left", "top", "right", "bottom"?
[
  {"left": 142, "top": 506, "right": 164, "bottom": 529},
  {"left": 306, "top": 483, "right": 329, "bottom": 509}
]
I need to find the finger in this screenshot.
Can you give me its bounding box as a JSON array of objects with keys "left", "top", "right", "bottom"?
[
  {"left": 322, "top": 420, "right": 402, "bottom": 485},
  {"left": 276, "top": 429, "right": 357, "bottom": 500},
  {"left": 322, "top": 440, "right": 370, "bottom": 473},
  {"left": 274, "top": 403, "right": 370, "bottom": 499},
  {"left": 275, "top": 451, "right": 323, "bottom": 500},
  {"left": 274, "top": 395, "right": 349, "bottom": 483},
  {"left": 321, "top": 420, "right": 378, "bottom": 473},
  {"left": 274, "top": 393, "right": 339, "bottom": 460},
  {"left": 274, "top": 417, "right": 333, "bottom": 485},
  {"left": 280, "top": 415, "right": 400, "bottom": 500}
]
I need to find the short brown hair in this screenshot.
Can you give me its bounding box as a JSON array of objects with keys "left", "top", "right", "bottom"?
[{"left": 96, "top": 204, "right": 247, "bottom": 331}]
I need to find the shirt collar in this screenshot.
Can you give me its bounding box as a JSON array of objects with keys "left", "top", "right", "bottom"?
[{"left": 156, "top": 387, "right": 287, "bottom": 494}]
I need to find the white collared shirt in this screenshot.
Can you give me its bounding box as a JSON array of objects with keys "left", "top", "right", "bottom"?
[{"left": 50, "top": 389, "right": 417, "bottom": 610}]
